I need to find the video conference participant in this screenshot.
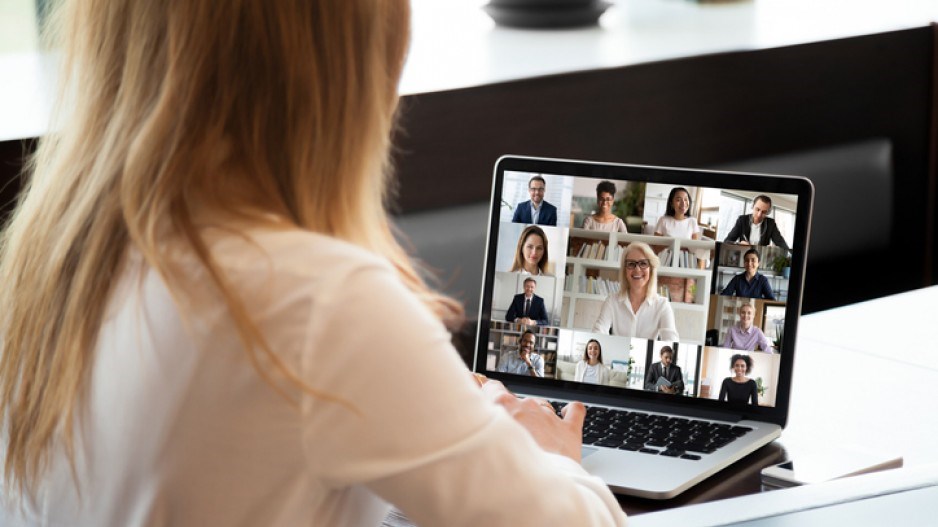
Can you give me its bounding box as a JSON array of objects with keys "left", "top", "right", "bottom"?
[
  {"left": 506, "top": 278, "right": 550, "bottom": 326},
  {"left": 0, "top": 2, "right": 627, "bottom": 525},
  {"left": 719, "top": 354, "right": 760, "bottom": 405},
  {"left": 723, "top": 304, "right": 774, "bottom": 352},
  {"left": 509, "top": 225, "right": 552, "bottom": 276},
  {"left": 723, "top": 195, "right": 790, "bottom": 251},
  {"left": 653, "top": 187, "right": 701, "bottom": 240},
  {"left": 582, "top": 180, "right": 628, "bottom": 232},
  {"left": 512, "top": 175, "right": 558, "bottom": 226},
  {"left": 498, "top": 330, "right": 545, "bottom": 377},
  {"left": 721, "top": 248, "right": 776, "bottom": 300},
  {"left": 643, "top": 346, "right": 684, "bottom": 394},
  {"left": 592, "top": 242, "right": 679, "bottom": 341},
  {"left": 574, "top": 339, "right": 611, "bottom": 385}
]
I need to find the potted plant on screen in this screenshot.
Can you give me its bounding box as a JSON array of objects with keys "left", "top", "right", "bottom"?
[{"left": 772, "top": 254, "right": 792, "bottom": 279}]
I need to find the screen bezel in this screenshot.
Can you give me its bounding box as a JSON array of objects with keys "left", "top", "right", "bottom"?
[{"left": 474, "top": 155, "right": 814, "bottom": 427}]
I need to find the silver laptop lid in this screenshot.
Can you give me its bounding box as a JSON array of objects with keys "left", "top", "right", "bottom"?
[{"left": 474, "top": 156, "right": 814, "bottom": 427}]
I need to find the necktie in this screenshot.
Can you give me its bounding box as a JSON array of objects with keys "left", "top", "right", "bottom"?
[{"left": 524, "top": 299, "right": 531, "bottom": 317}]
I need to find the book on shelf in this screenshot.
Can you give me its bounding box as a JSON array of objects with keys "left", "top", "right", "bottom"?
[{"left": 658, "top": 276, "right": 698, "bottom": 303}]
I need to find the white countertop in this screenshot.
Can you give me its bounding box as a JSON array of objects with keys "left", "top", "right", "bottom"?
[
  {"left": 402, "top": 0, "right": 938, "bottom": 94},
  {"left": 2, "top": 0, "right": 938, "bottom": 142}
]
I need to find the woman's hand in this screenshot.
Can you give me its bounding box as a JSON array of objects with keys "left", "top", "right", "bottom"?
[{"left": 480, "top": 380, "right": 585, "bottom": 463}]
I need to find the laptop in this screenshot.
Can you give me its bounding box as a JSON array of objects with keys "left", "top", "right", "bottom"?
[{"left": 474, "top": 155, "right": 814, "bottom": 499}]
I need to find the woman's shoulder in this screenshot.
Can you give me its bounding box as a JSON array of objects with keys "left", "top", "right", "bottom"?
[{"left": 201, "top": 227, "right": 395, "bottom": 301}]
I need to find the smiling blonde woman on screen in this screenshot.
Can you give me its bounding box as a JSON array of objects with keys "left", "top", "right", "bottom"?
[
  {"left": 0, "top": 2, "right": 625, "bottom": 526},
  {"left": 592, "top": 242, "right": 679, "bottom": 341}
]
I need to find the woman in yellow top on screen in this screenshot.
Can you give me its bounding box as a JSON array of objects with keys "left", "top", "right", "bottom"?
[
  {"left": 510, "top": 225, "right": 552, "bottom": 276},
  {"left": 582, "top": 181, "right": 628, "bottom": 232},
  {"left": 592, "top": 242, "right": 679, "bottom": 340}
]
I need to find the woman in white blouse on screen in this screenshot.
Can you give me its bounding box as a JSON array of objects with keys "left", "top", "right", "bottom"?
[
  {"left": 574, "top": 339, "right": 611, "bottom": 385},
  {"left": 592, "top": 242, "right": 679, "bottom": 341},
  {"left": 654, "top": 186, "right": 701, "bottom": 240},
  {"left": 0, "top": 1, "right": 625, "bottom": 526}
]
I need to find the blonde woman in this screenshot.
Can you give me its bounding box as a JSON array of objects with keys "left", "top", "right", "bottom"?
[
  {"left": 592, "top": 242, "right": 679, "bottom": 340},
  {"left": 0, "top": 2, "right": 625, "bottom": 526},
  {"left": 509, "top": 224, "right": 552, "bottom": 275}
]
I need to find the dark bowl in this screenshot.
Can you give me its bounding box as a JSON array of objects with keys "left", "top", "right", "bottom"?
[{"left": 484, "top": 1, "right": 611, "bottom": 29}]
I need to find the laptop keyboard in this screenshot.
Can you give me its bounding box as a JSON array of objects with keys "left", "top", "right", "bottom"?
[{"left": 550, "top": 401, "right": 753, "bottom": 461}]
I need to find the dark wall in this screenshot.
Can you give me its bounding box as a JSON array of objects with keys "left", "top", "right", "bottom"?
[{"left": 391, "top": 27, "right": 938, "bottom": 313}]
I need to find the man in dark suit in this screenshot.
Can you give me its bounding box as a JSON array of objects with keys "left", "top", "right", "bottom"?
[
  {"left": 644, "top": 346, "right": 684, "bottom": 394},
  {"left": 511, "top": 175, "right": 558, "bottom": 226},
  {"left": 505, "top": 277, "right": 550, "bottom": 326},
  {"left": 723, "top": 195, "right": 790, "bottom": 250}
]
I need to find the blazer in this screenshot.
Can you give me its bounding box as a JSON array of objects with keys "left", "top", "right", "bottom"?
[
  {"left": 723, "top": 214, "right": 790, "bottom": 251},
  {"left": 511, "top": 200, "right": 558, "bottom": 226},
  {"left": 574, "top": 360, "right": 611, "bottom": 385},
  {"left": 505, "top": 293, "right": 549, "bottom": 326},
  {"left": 643, "top": 362, "right": 685, "bottom": 393}
]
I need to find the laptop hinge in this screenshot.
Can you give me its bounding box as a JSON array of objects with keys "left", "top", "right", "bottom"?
[{"left": 509, "top": 383, "right": 747, "bottom": 423}]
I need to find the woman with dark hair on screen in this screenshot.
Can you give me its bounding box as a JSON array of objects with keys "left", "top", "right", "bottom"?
[
  {"left": 592, "top": 242, "right": 678, "bottom": 341},
  {"left": 582, "top": 180, "right": 628, "bottom": 232},
  {"left": 574, "top": 339, "right": 611, "bottom": 385},
  {"left": 0, "top": 1, "right": 624, "bottom": 525},
  {"left": 509, "top": 224, "right": 552, "bottom": 275},
  {"left": 654, "top": 187, "right": 701, "bottom": 240},
  {"left": 721, "top": 248, "right": 776, "bottom": 300},
  {"left": 719, "top": 355, "right": 759, "bottom": 405}
]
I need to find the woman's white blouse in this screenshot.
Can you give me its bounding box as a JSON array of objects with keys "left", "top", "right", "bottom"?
[
  {"left": 592, "top": 292, "right": 679, "bottom": 341},
  {"left": 0, "top": 227, "right": 625, "bottom": 527}
]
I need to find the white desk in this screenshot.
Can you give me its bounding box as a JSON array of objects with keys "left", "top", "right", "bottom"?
[{"left": 780, "top": 286, "right": 938, "bottom": 466}]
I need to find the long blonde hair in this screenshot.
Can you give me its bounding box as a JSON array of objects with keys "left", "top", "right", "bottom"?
[{"left": 0, "top": 0, "right": 461, "bottom": 497}]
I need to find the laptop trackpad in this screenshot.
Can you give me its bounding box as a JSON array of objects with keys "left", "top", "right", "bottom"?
[{"left": 582, "top": 446, "right": 599, "bottom": 459}]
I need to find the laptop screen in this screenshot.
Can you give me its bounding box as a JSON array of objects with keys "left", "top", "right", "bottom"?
[{"left": 476, "top": 156, "right": 813, "bottom": 424}]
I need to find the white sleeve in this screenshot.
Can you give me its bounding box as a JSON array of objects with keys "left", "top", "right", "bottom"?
[
  {"left": 591, "top": 296, "right": 615, "bottom": 334},
  {"left": 300, "top": 266, "right": 626, "bottom": 527},
  {"left": 653, "top": 216, "right": 666, "bottom": 235},
  {"left": 657, "top": 299, "right": 679, "bottom": 342}
]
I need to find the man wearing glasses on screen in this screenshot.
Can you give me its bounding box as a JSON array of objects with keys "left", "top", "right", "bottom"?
[{"left": 512, "top": 175, "right": 558, "bottom": 226}]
